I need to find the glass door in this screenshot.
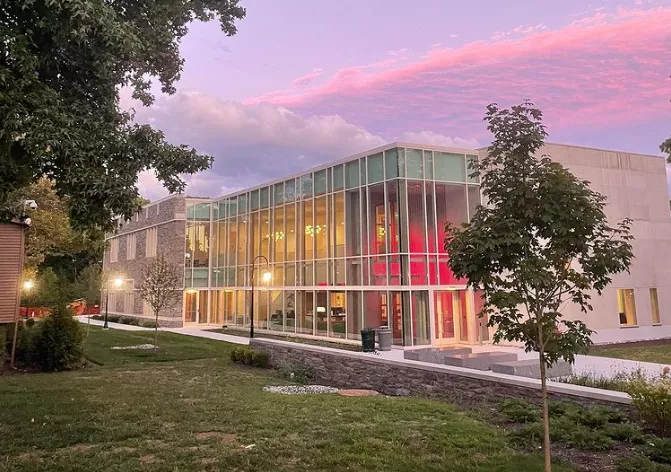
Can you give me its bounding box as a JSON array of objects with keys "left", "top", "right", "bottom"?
[
  {"left": 197, "top": 291, "right": 209, "bottom": 324},
  {"left": 434, "top": 291, "right": 456, "bottom": 344},
  {"left": 455, "top": 290, "right": 470, "bottom": 343},
  {"left": 390, "top": 291, "right": 403, "bottom": 345},
  {"left": 184, "top": 291, "right": 197, "bottom": 324}
]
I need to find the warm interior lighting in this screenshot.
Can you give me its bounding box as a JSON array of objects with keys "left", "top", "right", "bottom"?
[{"left": 262, "top": 271, "right": 272, "bottom": 283}]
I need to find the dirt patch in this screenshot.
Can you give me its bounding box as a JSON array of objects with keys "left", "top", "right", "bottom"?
[
  {"left": 70, "top": 444, "right": 95, "bottom": 452},
  {"left": 338, "top": 389, "right": 380, "bottom": 397},
  {"left": 285, "top": 433, "right": 299, "bottom": 441},
  {"left": 195, "top": 432, "right": 238, "bottom": 443},
  {"left": 140, "top": 454, "right": 157, "bottom": 464},
  {"left": 112, "top": 446, "right": 137, "bottom": 454},
  {"left": 17, "top": 452, "right": 41, "bottom": 461}
]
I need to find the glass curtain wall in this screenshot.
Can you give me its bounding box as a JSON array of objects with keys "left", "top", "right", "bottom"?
[{"left": 185, "top": 146, "right": 479, "bottom": 346}]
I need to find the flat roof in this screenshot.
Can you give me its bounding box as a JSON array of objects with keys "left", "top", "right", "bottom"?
[{"left": 179, "top": 141, "right": 664, "bottom": 204}]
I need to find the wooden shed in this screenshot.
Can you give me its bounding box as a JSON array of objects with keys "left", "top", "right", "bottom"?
[{"left": 0, "top": 222, "right": 26, "bottom": 324}]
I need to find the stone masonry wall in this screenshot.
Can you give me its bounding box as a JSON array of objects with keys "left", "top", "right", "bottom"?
[
  {"left": 251, "top": 339, "right": 632, "bottom": 411},
  {"left": 102, "top": 195, "right": 187, "bottom": 327}
]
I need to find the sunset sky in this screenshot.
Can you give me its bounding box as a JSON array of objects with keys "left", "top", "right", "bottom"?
[{"left": 127, "top": 0, "right": 671, "bottom": 200}]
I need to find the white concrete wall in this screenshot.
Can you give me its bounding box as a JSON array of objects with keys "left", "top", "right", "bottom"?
[{"left": 479, "top": 143, "right": 671, "bottom": 344}]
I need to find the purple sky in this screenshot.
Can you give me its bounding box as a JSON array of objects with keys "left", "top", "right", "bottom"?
[{"left": 127, "top": 0, "right": 671, "bottom": 200}]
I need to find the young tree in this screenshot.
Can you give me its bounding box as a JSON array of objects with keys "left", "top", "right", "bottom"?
[
  {"left": 137, "top": 253, "right": 182, "bottom": 346},
  {"left": 445, "top": 101, "right": 634, "bottom": 472},
  {"left": 1, "top": 1, "right": 245, "bottom": 230}
]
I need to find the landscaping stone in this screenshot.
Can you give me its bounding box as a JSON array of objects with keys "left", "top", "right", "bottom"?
[
  {"left": 338, "top": 389, "right": 379, "bottom": 397},
  {"left": 443, "top": 352, "right": 518, "bottom": 370},
  {"left": 491, "top": 359, "right": 573, "bottom": 379},
  {"left": 262, "top": 385, "right": 339, "bottom": 395},
  {"left": 111, "top": 344, "right": 156, "bottom": 350}
]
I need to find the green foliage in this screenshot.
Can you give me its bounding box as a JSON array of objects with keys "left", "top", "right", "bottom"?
[
  {"left": 22, "top": 267, "right": 74, "bottom": 307},
  {"left": 25, "top": 318, "right": 36, "bottom": 328},
  {"left": 504, "top": 398, "right": 642, "bottom": 451},
  {"left": 562, "top": 369, "right": 648, "bottom": 393},
  {"left": 627, "top": 373, "right": 671, "bottom": 437},
  {"left": 617, "top": 456, "right": 671, "bottom": 472},
  {"left": 499, "top": 399, "right": 540, "bottom": 423},
  {"left": 1, "top": 0, "right": 245, "bottom": 229},
  {"left": 31, "top": 305, "right": 84, "bottom": 371},
  {"left": 140, "top": 320, "right": 158, "bottom": 329},
  {"left": 445, "top": 101, "right": 634, "bottom": 368},
  {"left": 662, "top": 136, "right": 671, "bottom": 165},
  {"left": 644, "top": 438, "right": 671, "bottom": 465},
  {"left": 278, "top": 360, "right": 317, "bottom": 384},
  {"left": 230, "top": 347, "right": 270, "bottom": 368}
]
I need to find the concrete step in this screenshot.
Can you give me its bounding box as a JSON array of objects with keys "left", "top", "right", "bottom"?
[
  {"left": 404, "top": 346, "right": 473, "bottom": 363},
  {"left": 443, "top": 352, "right": 518, "bottom": 370},
  {"left": 491, "top": 358, "right": 572, "bottom": 379}
]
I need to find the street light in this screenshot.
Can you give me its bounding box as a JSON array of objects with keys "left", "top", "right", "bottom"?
[
  {"left": 23, "top": 280, "right": 34, "bottom": 291},
  {"left": 249, "top": 255, "right": 271, "bottom": 339},
  {"left": 103, "top": 275, "right": 124, "bottom": 329}
]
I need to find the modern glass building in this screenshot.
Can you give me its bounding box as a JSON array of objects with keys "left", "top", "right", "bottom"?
[{"left": 182, "top": 143, "right": 487, "bottom": 347}]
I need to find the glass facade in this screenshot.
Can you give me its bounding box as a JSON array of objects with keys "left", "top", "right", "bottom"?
[{"left": 183, "top": 146, "right": 482, "bottom": 346}]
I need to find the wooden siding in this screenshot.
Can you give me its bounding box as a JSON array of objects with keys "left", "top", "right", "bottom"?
[{"left": 0, "top": 223, "right": 24, "bottom": 323}]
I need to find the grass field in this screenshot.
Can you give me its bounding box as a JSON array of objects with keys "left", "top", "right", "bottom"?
[
  {"left": 0, "top": 326, "right": 574, "bottom": 472},
  {"left": 590, "top": 340, "right": 671, "bottom": 365}
]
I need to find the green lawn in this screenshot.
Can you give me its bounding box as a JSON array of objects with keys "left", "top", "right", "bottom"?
[
  {"left": 0, "top": 326, "right": 574, "bottom": 472},
  {"left": 590, "top": 340, "right": 671, "bottom": 365}
]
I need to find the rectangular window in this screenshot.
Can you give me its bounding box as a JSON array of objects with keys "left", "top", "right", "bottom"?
[
  {"left": 434, "top": 152, "right": 466, "bottom": 182},
  {"left": 124, "top": 291, "right": 134, "bottom": 314},
  {"left": 333, "top": 165, "right": 344, "bottom": 190},
  {"left": 385, "top": 148, "right": 399, "bottom": 179},
  {"left": 617, "top": 289, "right": 638, "bottom": 326},
  {"left": 367, "top": 153, "right": 384, "bottom": 183},
  {"left": 126, "top": 233, "right": 137, "bottom": 260},
  {"left": 314, "top": 170, "right": 327, "bottom": 195},
  {"left": 259, "top": 187, "right": 269, "bottom": 208},
  {"left": 650, "top": 288, "right": 661, "bottom": 324},
  {"left": 146, "top": 227, "right": 158, "bottom": 257},
  {"left": 405, "top": 149, "right": 424, "bottom": 179},
  {"left": 109, "top": 238, "right": 119, "bottom": 263},
  {"left": 346, "top": 161, "right": 359, "bottom": 189}
]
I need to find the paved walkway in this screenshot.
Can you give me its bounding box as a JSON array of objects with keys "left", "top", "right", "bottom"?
[
  {"left": 163, "top": 328, "right": 249, "bottom": 345},
  {"left": 77, "top": 316, "right": 150, "bottom": 331}
]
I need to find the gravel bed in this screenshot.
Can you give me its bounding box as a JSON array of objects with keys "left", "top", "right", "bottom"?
[
  {"left": 111, "top": 344, "right": 157, "bottom": 350},
  {"left": 263, "top": 385, "right": 339, "bottom": 395}
]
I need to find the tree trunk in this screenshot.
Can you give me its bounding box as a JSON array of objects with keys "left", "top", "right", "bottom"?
[
  {"left": 154, "top": 309, "right": 159, "bottom": 349},
  {"left": 539, "top": 353, "right": 551, "bottom": 472}
]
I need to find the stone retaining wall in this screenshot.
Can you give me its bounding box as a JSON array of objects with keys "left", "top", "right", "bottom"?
[{"left": 250, "top": 338, "right": 632, "bottom": 411}]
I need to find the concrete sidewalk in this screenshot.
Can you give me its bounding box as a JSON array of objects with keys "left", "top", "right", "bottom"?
[
  {"left": 77, "top": 316, "right": 151, "bottom": 331},
  {"left": 164, "top": 328, "right": 249, "bottom": 345}
]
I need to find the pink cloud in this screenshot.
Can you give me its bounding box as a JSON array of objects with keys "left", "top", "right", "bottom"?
[
  {"left": 292, "top": 68, "right": 323, "bottom": 87},
  {"left": 245, "top": 7, "right": 671, "bottom": 141}
]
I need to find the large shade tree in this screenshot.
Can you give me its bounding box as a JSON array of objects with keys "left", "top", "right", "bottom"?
[
  {"left": 1, "top": 0, "right": 245, "bottom": 230},
  {"left": 445, "top": 102, "right": 634, "bottom": 472}
]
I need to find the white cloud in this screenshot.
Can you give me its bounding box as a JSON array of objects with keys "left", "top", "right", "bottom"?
[{"left": 124, "top": 89, "right": 478, "bottom": 199}]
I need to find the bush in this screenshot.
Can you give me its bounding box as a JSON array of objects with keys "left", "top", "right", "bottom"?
[
  {"left": 25, "top": 318, "right": 36, "bottom": 328},
  {"left": 140, "top": 320, "right": 158, "bottom": 328},
  {"left": 106, "top": 314, "right": 121, "bottom": 323},
  {"left": 230, "top": 347, "right": 269, "bottom": 368},
  {"left": 499, "top": 399, "right": 540, "bottom": 423},
  {"left": 644, "top": 438, "right": 671, "bottom": 465},
  {"left": 617, "top": 456, "right": 671, "bottom": 472},
  {"left": 627, "top": 374, "right": 671, "bottom": 437},
  {"left": 278, "top": 360, "right": 316, "bottom": 384},
  {"left": 31, "top": 305, "right": 84, "bottom": 372}
]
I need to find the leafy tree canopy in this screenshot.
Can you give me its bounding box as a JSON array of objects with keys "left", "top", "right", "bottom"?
[
  {"left": 446, "top": 101, "right": 634, "bottom": 365},
  {"left": 1, "top": 0, "right": 245, "bottom": 230}
]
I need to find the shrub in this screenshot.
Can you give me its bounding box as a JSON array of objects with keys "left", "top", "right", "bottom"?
[
  {"left": 230, "top": 347, "right": 270, "bottom": 368},
  {"left": 617, "top": 456, "right": 671, "bottom": 472},
  {"left": 499, "top": 399, "right": 540, "bottom": 423},
  {"left": 106, "top": 314, "right": 121, "bottom": 323},
  {"left": 25, "top": 318, "right": 36, "bottom": 328},
  {"left": 31, "top": 305, "right": 84, "bottom": 372},
  {"left": 604, "top": 422, "right": 646, "bottom": 443},
  {"left": 140, "top": 320, "right": 158, "bottom": 328},
  {"left": 508, "top": 422, "right": 544, "bottom": 450},
  {"left": 627, "top": 373, "right": 671, "bottom": 437},
  {"left": 278, "top": 360, "right": 316, "bottom": 384},
  {"left": 644, "top": 438, "right": 671, "bottom": 465},
  {"left": 91, "top": 315, "right": 103, "bottom": 320}
]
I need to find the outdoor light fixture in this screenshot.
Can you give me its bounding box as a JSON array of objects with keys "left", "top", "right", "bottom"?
[
  {"left": 23, "top": 280, "right": 34, "bottom": 291},
  {"left": 114, "top": 277, "right": 124, "bottom": 287},
  {"left": 262, "top": 271, "right": 272, "bottom": 283},
  {"left": 104, "top": 275, "right": 125, "bottom": 329}
]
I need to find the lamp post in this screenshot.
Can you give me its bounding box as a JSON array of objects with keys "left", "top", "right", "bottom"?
[
  {"left": 10, "top": 279, "right": 34, "bottom": 368},
  {"left": 103, "top": 276, "right": 124, "bottom": 329},
  {"left": 249, "top": 255, "right": 271, "bottom": 339}
]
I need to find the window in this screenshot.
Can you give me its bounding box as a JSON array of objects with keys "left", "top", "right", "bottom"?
[
  {"left": 124, "top": 291, "right": 134, "bottom": 314},
  {"left": 143, "top": 300, "right": 153, "bottom": 317},
  {"left": 146, "top": 227, "right": 158, "bottom": 257},
  {"left": 617, "top": 289, "right": 637, "bottom": 326},
  {"left": 650, "top": 288, "right": 661, "bottom": 324},
  {"left": 126, "top": 233, "right": 137, "bottom": 260},
  {"left": 109, "top": 238, "right": 119, "bottom": 263}
]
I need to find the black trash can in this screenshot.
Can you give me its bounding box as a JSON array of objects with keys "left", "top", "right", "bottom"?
[{"left": 361, "top": 328, "right": 376, "bottom": 352}]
